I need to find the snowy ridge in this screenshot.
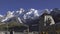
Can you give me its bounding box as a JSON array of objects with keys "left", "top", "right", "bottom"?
[
  {"left": 0, "top": 8, "right": 50, "bottom": 24},
  {"left": 23, "top": 8, "right": 40, "bottom": 19}
]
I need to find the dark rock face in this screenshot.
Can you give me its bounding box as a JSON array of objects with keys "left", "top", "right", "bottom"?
[
  {"left": 51, "top": 8, "right": 60, "bottom": 23},
  {"left": 23, "top": 18, "right": 40, "bottom": 26}
]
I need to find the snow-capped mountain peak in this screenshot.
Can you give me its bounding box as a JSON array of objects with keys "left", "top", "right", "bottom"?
[
  {"left": 1, "top": 11, "right": 15, "bottom": 22},
  {"left": 34, "top": 10, "right": 39, "bottom": 17},
  {"left": 42, "top": 9, "right": 50, "bottom": 14},
  {"left": 6, "top": 11, "right": 14, "bottom": 18},
  {"left": 16, "top": 8, "right": 25, "bottom": 14},
  {"left": 23, "top": 8, "right": 39, "bottom": 19},
  {"left": 30, "top": 8, "right": 35, "bottom": 11}
]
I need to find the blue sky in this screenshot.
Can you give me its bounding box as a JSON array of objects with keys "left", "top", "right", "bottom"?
[{"left": 0, "top": 0, "right": 60, "bottom": 15}]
